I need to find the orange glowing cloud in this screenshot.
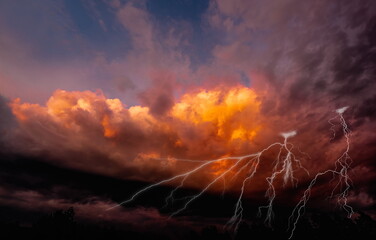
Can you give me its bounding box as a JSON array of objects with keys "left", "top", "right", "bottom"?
[
  {"left": 8, "top": 86, "right": 265, "bottom": 187},
  {"left": 172, "top": 87, "right": 261, "bottom": 141}
]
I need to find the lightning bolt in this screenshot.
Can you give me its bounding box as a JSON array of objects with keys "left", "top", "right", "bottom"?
[
  {"left": 257, "top": 131, "right": 310, "bottom": 228},
  {"left": 287, "top": 106, "right": 353, "bottom": 239},
  {"left": 107, "top": 133, "right": 309, "bottom": 229},
  {"left": 107, "top": 107, "right": 354, "bottom": 240}
]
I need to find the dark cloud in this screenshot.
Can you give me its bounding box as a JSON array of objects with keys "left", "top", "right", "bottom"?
[
  {"left": 355, "top": 94, "right": 376, "bottom": 120},
  {"left": 0, "top": 95, "right": 17, "bottom": 152},
  {"left": 138, "top": 74, "right": 175, "bottom": 117},
  {"left": 208, "top": 0, "right": 376, "bottom": 120}
]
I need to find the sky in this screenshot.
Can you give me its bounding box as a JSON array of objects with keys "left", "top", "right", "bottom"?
[{"left": 0, "top": 0, "right": 376, "bottom": 238}]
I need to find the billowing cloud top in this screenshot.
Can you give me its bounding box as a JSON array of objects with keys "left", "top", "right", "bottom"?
[{"left": 9, "top": 87, "right": 264, "bottom": 185}]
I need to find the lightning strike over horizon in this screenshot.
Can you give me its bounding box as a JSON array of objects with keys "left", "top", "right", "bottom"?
[
  {"left": 257, "top": 130, "right": 308, "bottom": 228},
  {"left": 108, "top": 107, "right": 354, "bottom": 239},
  {"left": 287, "top": 106, "right": 354, "bottom": 239}
]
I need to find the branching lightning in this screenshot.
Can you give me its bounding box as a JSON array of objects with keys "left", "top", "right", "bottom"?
[
  {"left": 108, "top": 107, "right": 354, "bottom": 239},
  {"left": 287, "top": 106, "right": 353, "bottom": 239}
]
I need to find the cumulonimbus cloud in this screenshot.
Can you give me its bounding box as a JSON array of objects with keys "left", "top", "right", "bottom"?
[{"left": 7, "top": 86, "right": 269, "bottom": 187}]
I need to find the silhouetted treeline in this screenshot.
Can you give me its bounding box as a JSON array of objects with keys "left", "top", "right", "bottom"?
[{"left": 0, "top": 207, "right": 375, "bottom": 240}]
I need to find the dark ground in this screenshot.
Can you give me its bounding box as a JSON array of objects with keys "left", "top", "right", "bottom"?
[
  {"left": 0, "top": 152, "right": 375, "bottom": 239},
  {"left": 0, "top": 207, "right": 375, "bottom": 240}
]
